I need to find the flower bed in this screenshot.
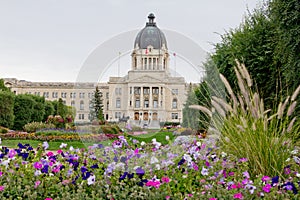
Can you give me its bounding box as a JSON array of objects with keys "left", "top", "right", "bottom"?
[{"left": 0, "top": 135, "right": 299, "bottom": 199}]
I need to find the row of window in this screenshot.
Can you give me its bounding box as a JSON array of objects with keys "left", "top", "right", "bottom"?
[
  {"left": 77, "top": 113, "right": 178, "bottom": 121},
  {"left": 131, "top": 87, "right": 162, "bottom": 95},
  {"left": 26, "top": 91, "right": 110, "bottom": 99},
  {"left": 115, "top": 98, "right": 178, "bottom": 109}
]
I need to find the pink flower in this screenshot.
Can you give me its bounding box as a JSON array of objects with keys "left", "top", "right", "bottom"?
[
  {"left": 33, "top": 162, "right": 43, "bottom": 169},
  {"left": 239, "top": 158, "right": 248, "bottom": 162},
  {"left": 188, "top": 194, "right": 193, "bottom": 197},
  {"left": 166, "top": 196, "right": 170, "bottom": 200},
  {"left": 209, "top": 198, "right": 218, "bottom": 200},
  {"left": 262, "top": 176, "right": 270, "bottom": 182},
  {"left": 47, "top": 152, "right": 54, "bottom": 157},
  {"left": 145, "top": 180, "right": 161, "bottom": 188},
  {"left": 161, "top": 176, "right": 170, "bottom": 183},
  {"left": 35, "top": 180, "right": 41, "bottom": 188},
  {"left": 0, "top": 186, "right": 4, "bottom": 191},
  {"left": 233, "top": 192, "right": 243, "bottom": 199},
  {"left": 57, "top": 149, "right": 63, "bottom": 154},
  {"left": 8, "top": 149, "right": 17, "bottom": 158},
  {"left": 134, "top": 148, "right": 139, "bottom": 155},
  {"left": 262, "top": 184, "right": 271, "bottom": 193},
  {"left": 228, "top": 172, "right": 235, "bottom": 176},
  {"left": 0, "top": 171, "right": 3, "bottom": 176},
  {"left": 45, "top": 198, "right": 53, "bottom": 200}
]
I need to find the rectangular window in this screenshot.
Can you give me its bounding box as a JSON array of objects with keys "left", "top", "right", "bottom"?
[
  {"left": 106, "top": 92, "right": 109, "bottom": 99},
  {"left": 153, "top": 100, "right": 158, "bottom": 108},
  {"left": 135, "top": 99, "right": 140, "bottom": 108},
  {"left": 116, "top": 99, "right": 121, "bottom": 108},
  {"left": 134, "top": 87, "right": 140, "bottom": 95},
  {"left": 152, "top": 88, "right": 159, "bottom": 95},
  {"left": 144, "top": 99, "right": 149, "bottom": 108},
  {"left": 115, "top": 112, "right": 121, "bottom": 119},
  {"left": 79, "top": 114, "right": 85, "bottom": 120},
  {"left": 79, "top": 92, "right": 85, "bottom": 98},
  {"left": 172, "top": 113, "right": 178, "bottom": 119},
  {"left": 61, "top": 92, "right": 67, "bottom": 98},
  {"left": 143, "top": 87, "right": 150, "bottom": 95}
]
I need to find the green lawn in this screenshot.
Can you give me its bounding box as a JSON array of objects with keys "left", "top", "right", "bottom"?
[
  {"left": 1, "top": 139, "right": 112, "bottom": 150},
  {"left": 128, "top": 131, "right": 174, "bottom": 145}
]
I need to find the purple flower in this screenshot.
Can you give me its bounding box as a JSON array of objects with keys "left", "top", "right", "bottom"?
[
  {"left": 242, "top": 171, "right": 250, "bottom": 179},
  {"left": 41, "top": 165, "right": 49, "bottom": 174},
  {"left": 178, "top": 158, "right": 185, "bottom": 166},
  {"left": 136, "top": 167, "right": 145, "bottom": 177},
  {"left": 283, "top": 182, "right": 298, "bottom": 194},
  {"left": 119, "top": 172, "right": 128, "bottom": 181},
  {"left": 271, "top": 176, "right": 279, "bottom": 186}
]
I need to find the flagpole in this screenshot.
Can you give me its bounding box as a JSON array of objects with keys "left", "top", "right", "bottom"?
[
  {"left": 118, "top": 52, "right": 121, "bottom": 77},
  {"left": 173, "top": 52, "right": 176, "bottom": 77}
]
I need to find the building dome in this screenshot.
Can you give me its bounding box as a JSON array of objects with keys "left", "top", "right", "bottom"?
[{"left": 134, "top": 13, "right": 167, "bottom": 49}]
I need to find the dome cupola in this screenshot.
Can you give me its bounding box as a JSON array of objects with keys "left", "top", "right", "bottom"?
[{"left": 134, "top": 13, "right": 167, "bottom": 50}]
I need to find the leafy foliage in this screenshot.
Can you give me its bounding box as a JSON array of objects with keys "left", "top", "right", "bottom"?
[{"left": 0, "top": 91, "right": 15, "bottom": 128}]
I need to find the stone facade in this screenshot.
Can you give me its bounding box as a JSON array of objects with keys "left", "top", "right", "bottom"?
[{"left": 4, "top": 14, "right": 188, "bottom": 128}]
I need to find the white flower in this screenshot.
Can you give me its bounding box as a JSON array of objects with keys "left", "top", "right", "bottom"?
[
  {"left": 69, "top": 146, "right": 74, "bottom": 151},
  {"left": 183, "top": 154, "right": 192, "bottom": 163},
  {"left": 196, "top": 141, "right": 201, "bottom": 147},
  {"left": 286, "top": 158, "right": 291, "bottom": 162},
  {"left": 87, "top": 175, "right": 96, "bottom": 185},
  {"left": 60, "top": 143, "right": 67, "bottom": 149},
  {"left": 141, "top": 141, "right": 146, "bottom": 146},
  {"left": 201, "top": 166, "right": 209, "bottom": 176},
  {"left": 0, "top": 138, "right": 2, "bottom": 145},
  {"left": 221, "top": 152, "right": 227, "bottom": 158},
  {"left": 182, "top": 175, "right": 187, "bottom": 178},
  {"left": 42, "top": 141, "right": 49, "bottom": 150},
  {"left": 1, "top": 159, "right": 10, "bottom": 168},
  {"left": 291, "top": 149, "right": 298, "bottom": 155},
  {"left": 150, "top": 156, "right": 159, "bottom": 164},
  {"left": 34, "top": 170, "right": 42, "bottom": 176},
  {"left": 166, "top": 136, "right": 170, "bottom": 140},
  {"left": 296, "top": 173, "right": 300, "bottom": 178},
  {"left": 152, "top": 138, "right": 157, "bottom": 143},
  {"left": 155, "top": 164, "right": 161, "bottom": 170}
]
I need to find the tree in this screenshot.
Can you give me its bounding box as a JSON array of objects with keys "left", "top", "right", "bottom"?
[
  {"left": 44, "top": 101, "right": 55, "bottom": 121},
  {"left": 30, "top": 95, "right": 46, "bottom": 122},
  {"left": 57, "top": 98, "right": 67, "bottom": 118},
  {"left": 89, "top": 86, "right": 104, "bottom": 123},
  {"left": 13, "top": 94, "right": 35, "bottom": 130},
  {"left": 0, "top": 79, "right": 10, "bottom": 92},
  {"left": 0, "top": 91, "right": 15, "bottom": 128}
]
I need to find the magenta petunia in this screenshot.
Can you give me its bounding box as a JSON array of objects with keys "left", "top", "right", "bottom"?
[
  {"left": 262, "top": 184, "right": 271, "bottom": 193},
  {"left": 233, "top": 192, "right": 243, "bottom": 199}
]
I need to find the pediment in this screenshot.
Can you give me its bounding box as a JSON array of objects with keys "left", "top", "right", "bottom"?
[{"left": 130, "top": 75, "right": 165, "bottom": 83}]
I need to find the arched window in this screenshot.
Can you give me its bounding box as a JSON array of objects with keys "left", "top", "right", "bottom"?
[
  {"left": 71, "top": 100, "right": 75, "bottom": 107},
  {"left": 172, "top": 98, "right": 177, "bottom": 109}
]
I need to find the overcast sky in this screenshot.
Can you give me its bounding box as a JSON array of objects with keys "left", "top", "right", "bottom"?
[{"left": 0, "top": 0, "right": 259, "bottom": 82}]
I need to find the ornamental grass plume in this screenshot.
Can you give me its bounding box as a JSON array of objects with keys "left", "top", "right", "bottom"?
[{"left": 190, "top": 61, "right": 300, "bottom": 178}]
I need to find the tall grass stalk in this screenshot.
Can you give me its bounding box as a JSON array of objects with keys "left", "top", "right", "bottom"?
[{"left": 192, "top": 61, "right": 300, "bottom": 178}]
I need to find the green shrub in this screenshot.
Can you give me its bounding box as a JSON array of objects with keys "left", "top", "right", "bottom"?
[
  {"left": 0, "top": 126, "right": 8, "bottom": 134},
  {"left": 98, "top": 125, "right": 121, "bottom": 134},
  {"left": 23, "top": 122, "right": 56, "bottom": 133}
]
